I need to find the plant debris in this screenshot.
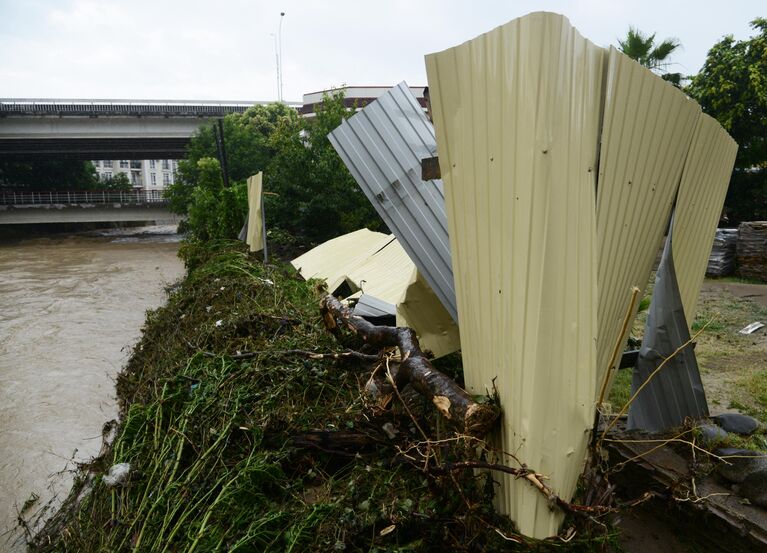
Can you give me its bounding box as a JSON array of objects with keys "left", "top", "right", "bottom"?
[{"left": 29, "top": 241, "right": 619, "bottom": 552}]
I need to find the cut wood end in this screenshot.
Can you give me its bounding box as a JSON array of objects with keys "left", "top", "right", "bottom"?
[
  {"left": 321, "top": 310, "right": 337, "bottom": 330},
  {"left": 464, "top": 402, "right": 501, "bottom": 437},
  {"left": 433, "top": 395, "right": 452, "bottom": 419}
]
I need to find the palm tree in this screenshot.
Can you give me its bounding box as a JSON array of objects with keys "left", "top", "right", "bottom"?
[{"left": 618, "top": 27, "right": 683, "bottom": 86}]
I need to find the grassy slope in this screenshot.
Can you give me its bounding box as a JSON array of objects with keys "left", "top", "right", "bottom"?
[{"left": 33, "top": 241, "right": 617, "bottom": 553}]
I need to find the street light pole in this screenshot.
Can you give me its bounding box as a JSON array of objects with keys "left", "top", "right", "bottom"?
[
  {"left": 278, "top": 12, "right": 285, "bottom": 102},
  {"left": 271, "top": 32, "right": 279, "bottom": 102}
]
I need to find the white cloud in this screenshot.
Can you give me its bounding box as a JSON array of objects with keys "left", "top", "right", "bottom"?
[{"left": 0, "top": 0, "right": 762, "bottom": 101}]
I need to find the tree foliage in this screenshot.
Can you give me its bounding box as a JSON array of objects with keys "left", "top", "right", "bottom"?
[
  {"left": 265, "top": 92, "right": 384, "bottom": 244},
  {"left": 0, "top": 160, "right": 99, "bottom": 189},
  {"left": 185, "top": 157, "right": 247, "bottom": 242},
  {"left": 618, "top": 26, "right": 683, "bottom": 86},
  {"left": 168, "top": 94, "right": 384, "bottom": 245},
  {"left": 687, "top": 18, "right": 767, "bottom": 222},
  {"left": 98, "top": 171, "right": 132, "bottom": 191}
]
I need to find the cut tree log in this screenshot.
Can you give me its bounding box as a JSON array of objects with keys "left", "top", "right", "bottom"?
[{"left": 320, "top": 295, "right": 500, "bottom": 437}]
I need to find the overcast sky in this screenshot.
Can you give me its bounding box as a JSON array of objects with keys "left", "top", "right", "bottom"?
[{"left": 0, "top": 0, "right": 762, "bottom": 102}]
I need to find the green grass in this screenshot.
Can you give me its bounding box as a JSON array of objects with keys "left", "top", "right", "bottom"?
[{"left": 606, "top": 369, "right": 633, "bottom": 412}]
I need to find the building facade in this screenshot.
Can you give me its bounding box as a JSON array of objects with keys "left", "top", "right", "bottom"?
[
  {"left": 92, "top": 159, "right": 178, "bottom": 191},
  {"left": 299, "top": 85, "right": 427, "bottom": 117}
]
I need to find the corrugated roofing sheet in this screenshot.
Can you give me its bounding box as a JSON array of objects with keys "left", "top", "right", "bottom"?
[
  {"left": 595, "top": 47, "right": 702, "bottom": 394},
  {"left": 426, "top": 12, "right": 604, "bottom": 538},
  {"left": 290, "top": 229, "right": 393, "bottom": 293},
  {"left": 672, "top": 114, "right": 739, "bottom": 323},
  {"left": 344, "top": 239, "right": 415, "bottom": 305},
  {"left": 353, "top": 294, "right": 397, "bottom": 319},
  {"left": 396, "top": 267, "right": 460, "bottom": 359},
  {"left": 627, "top": 230, "right": 709, "bottom": 430},
  {"left": 425, "top": 11, "right": 738, "bottom": 538},
  {"left": 327, "top": 82, "right": 456, "bottom": 320},
  {"left": 245, "top": 172, "right": 265, "bottom": 253},
  {"left": 292, "top": 231, "right": 458, "bottom": 359},
  {"left": 626, "top": 115, "right": 736, "bottom": 431}
]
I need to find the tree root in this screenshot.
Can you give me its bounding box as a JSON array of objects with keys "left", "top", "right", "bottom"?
[{"left": 320, "top": 295, "right": 500, "bottom": 437}]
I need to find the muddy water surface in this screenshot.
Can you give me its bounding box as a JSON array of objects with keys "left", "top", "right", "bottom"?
[{"left": 0, "top": 227, "right": 184, "bottom": 550}]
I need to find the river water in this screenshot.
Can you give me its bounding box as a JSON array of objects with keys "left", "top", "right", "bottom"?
[{"left": 0, "top": 226, "right": 185, "bottom": 550}]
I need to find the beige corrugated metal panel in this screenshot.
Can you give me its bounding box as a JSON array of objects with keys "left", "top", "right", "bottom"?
[
  {"left": 290, "top": 229, "right": 392, "bottom": 292},
  {"left": 426, "top": 12, "right": 603, "bottom": 538},
  {"left": 246, "top": 173, "right": 264, "bottom": 252},
  {"left": 595, "top": 47, "right": 702, "bottom": 393},
  {"left": 396, "top": 267, "right": 460, "bottom": 359},
  {"left": 345, "top": 239, "right": 415, "bottom": 305},
  {"left": 672, "top": 114, "right": 738, "bottom": 324}
]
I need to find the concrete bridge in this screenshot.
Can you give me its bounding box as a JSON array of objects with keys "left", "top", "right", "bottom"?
[
  {"left": 0, "top": 98, "right": 299, "bottom": 160},
  {"left": 0, "top": 190, "right": 180, "bottom": 224}
]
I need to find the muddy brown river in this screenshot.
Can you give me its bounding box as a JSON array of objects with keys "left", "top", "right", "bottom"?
[{"left": 0, "top": 227, "right": 184, "bottom": 550}]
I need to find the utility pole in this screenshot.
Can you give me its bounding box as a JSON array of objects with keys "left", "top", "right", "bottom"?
[
  {"left": 271, "top": 32, "right": 279, "bottom": 102},
  {"left": 278, "top": 12, "right": 285, "bottom": 102}
]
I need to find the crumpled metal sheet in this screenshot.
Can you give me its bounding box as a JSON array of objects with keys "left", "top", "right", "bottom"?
[
  {"left": 671, "top": 114, "right": 738, "bottom": 323},
  {"left": 396, "top": 266, "right": 460, "bottom": 359},
  {"left": 627, "top": 228, "right": 709, "bottom": 431},
  {"left": 426, "top": 12, "right": 604, "bottom": 538},
  {"left": 352, "top": 294, "right": 397, "bottom": 325},
  {"left": 328, "top": 82, "right": 456, "bottom": 321},
  {"left": 595, "top": 46, "right": 702, "bottom": 395},
  {"left": 246, "top": 172, "right": 265, "bottom": 253},
  {"left": 290, "top": 229, "right": 393, "bottom": 293}
]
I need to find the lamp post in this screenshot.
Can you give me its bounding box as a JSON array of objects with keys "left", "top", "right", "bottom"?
[
  {"left": 278, "top": 12, "right": 285, "bottom": 102},
  {"left": 270, "top": 32, "right": 279, "bottom": 101}
]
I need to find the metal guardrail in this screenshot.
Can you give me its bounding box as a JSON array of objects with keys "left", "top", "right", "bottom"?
[
  {"left": 0, "top": 98, "right": 302, "bottom": 117},
  {"left": 0, "top": 99, "right": 256, "bottom": 117},
  {"left": 0, "top": 189, "right": 167, "bottom": 206}
]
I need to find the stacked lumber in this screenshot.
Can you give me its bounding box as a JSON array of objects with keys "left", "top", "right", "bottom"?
[
  {"left": 737, "top": 222, "right": 767, "bottom": 282},
  {"left": 707, "top": 228, "right": 738, "bottom": 276}
]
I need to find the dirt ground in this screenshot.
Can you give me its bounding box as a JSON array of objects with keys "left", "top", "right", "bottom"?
[
  {"left": 703, "top": 280, "right": 767, "bottom": 309},
  {"left": 609, "top": 278, "right": 767, "bottom": 419},
  {"left": 696, "top": 279, "right": 767, "bottom": 418}
]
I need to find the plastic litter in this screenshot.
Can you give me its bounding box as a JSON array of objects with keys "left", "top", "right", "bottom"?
[
  {"left": 103, "top": 463, "right": 131, "bottom": 487},
  {"left": 739, "top": 322, "right": 765, "bottom": 335}
]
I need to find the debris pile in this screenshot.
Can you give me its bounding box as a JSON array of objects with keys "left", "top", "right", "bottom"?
[{"left": 29, "top": 241, "right": 618, "bottom": 551}]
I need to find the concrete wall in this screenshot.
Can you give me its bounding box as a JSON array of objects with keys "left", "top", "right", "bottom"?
[{"left": 0, "top": 204, "right": 180, "bottom": 224}]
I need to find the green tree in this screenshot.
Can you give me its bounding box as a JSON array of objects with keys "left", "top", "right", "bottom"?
[
  {"left": 687, "top": 18, "right": 767, "bottom": 222},
  {"left": 98, "top": 171, "right": 132, "bottom": 191},
  {"left": 185, "top": 157, "right": 247, "bottom": 241},
  {"left": 0, "top": 160, "right": 98, "bottom": 189},
  {"left": 169, "top": 102, "right": 297, "bottom": 215},
  {"left": 618, "top": 27, "right": 683, "bottom": 85},
  {"left": 168, "top": 93, "right": 384, "bottom": 246},
  {"left": 266, "top": 91, "right": 384, "bottom": 244}
]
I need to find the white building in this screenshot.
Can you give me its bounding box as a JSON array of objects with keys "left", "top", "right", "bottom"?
[
  {"left": 92, "top": 159, "right": 178, "bottom": 191},
  {"left": 299, "top": 85, "right": 427, "bottom": 118}
]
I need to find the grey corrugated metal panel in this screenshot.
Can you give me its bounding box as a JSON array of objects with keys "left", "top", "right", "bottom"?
[
  {"left": 352, "top": 294, "right": 397, "bottom": 318},
  {"left": 426, "top": 12, "right": 604, "bottom": 538},
  {"left": 328, "top": 82, "right": 457, "bottom": 321},
  {"left": 595, "top": 47, "right": 702, "bottom": 395},
  {"left": 627, "top": 230, "right": 709, "bottom": 431},
  {"left": 672, "top": 114, "right": 738, "bottom": 323}
]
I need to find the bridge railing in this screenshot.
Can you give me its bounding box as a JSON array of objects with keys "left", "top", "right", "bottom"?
[{"left": 0, "top": 189, "right": 167, "bottom": 206}]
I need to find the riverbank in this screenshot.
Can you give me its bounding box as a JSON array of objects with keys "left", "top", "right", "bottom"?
[
  {"left": 29, "top": 241, "right": 620, "bottom": 552},
  {"left": 27, "top": 239, "right": 767, "bottom": 551}
]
